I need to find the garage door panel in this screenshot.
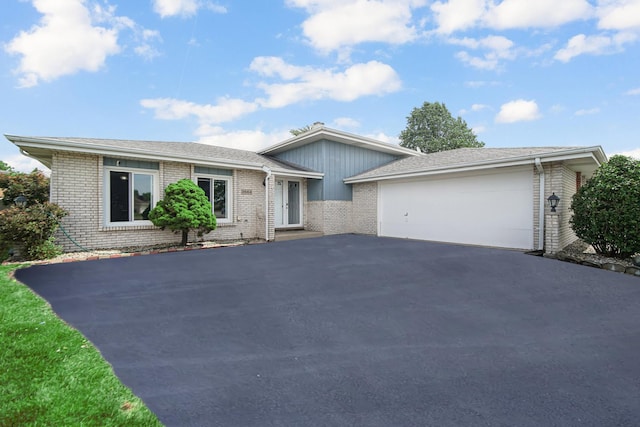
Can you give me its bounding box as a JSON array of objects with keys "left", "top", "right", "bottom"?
[{"left": 379, "top": 168, "right": 533, "bottom": 249}]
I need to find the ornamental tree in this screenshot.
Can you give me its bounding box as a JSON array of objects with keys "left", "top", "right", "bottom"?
[
  {"left": 570, "top": 155, "right": 640, "bottom": 259},
  {"left": 399, "top": 101, "right": 484, "bottom": 153},
  {"left": 0, "top": 170, "right": 50, "bottom": 206},
  {"left": 148, "top": 179, "right": 217, "bottom": 246}
]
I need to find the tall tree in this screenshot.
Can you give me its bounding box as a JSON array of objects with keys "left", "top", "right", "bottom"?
[
  {"left": 0, "top": 161, "right": 14, "bottom": 172},
  {"left": 399, "top": 102, "right": 484, "bottom": 153}
]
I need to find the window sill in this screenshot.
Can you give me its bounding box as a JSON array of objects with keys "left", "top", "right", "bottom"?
[{"left": 100, "top": 224, "right": 157, "bottom": 232}]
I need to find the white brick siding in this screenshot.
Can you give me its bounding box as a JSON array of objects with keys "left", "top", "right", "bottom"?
[
  {"left": 51, "top": 152, "right": 270, "bottom": 251},
  {"left": 352, "top": 182, "right": 377, "bottom": 235},
  {"left": 304, "top": 200, "right": 353, "bottom": 235},
  {"left": 543, "top": 162, "right": 579, "bottom": 254}
]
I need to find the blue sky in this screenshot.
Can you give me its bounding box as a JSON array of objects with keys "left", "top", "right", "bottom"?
[{"left": 1, "top": 0, "right": 639, "bottom": 172}]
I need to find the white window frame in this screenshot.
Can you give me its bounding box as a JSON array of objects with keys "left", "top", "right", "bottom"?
[
  {"left": 104, "top": 166, "right": 160, "bottom": 227},
  {"left": 194, "top": 174, "right": 233, "bottom": 224}
]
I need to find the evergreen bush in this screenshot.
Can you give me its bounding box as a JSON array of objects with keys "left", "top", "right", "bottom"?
[
  {"left": 148, "top": 179, "right": 217, "bottom": 246},
  {"left": 570, "top": 155, "right": 640, "bottom": 259}
]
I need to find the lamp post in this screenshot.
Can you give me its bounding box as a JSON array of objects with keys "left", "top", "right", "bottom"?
[
  {"left": 14, "top": 194, "right": 27, "bottom": 208},
  {"left": 547, "top": 192, "right": 560, "bottom": 212}
]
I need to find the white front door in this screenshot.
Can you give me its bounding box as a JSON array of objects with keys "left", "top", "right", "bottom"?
[{"left": 275, "top": 179, "right": 302, "bottom": 228}]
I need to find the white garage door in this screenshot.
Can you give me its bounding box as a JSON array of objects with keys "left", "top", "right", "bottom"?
[{"left": 378, "top": 167, "right": 534, "bottom": 249}]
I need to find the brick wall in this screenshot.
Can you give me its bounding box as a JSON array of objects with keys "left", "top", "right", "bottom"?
[
  {"left": 305, "top": 200, "right": 324, "bottom": 232},
  {"left": 304, "top": 200, "right": 354, "bottom": 235},
  {"left": 352, "top": 182, "right": 378, "bottom": 235},
  {"left": 51, "top": 152, "right": 270, "bottom": 252},
  {"left": 544, "top": 162, "right": 579, "bottom": 253}
]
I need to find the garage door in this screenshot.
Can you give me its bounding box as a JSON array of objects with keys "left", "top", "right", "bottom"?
[{"left": 378, "top": 167, "right": 534, "bottom": 249}]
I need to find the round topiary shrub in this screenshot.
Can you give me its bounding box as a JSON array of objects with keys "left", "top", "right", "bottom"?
[
  {"left": 570, "top": 155, "right": 640, "bottom": 259},
  {"left": 148, "top": 179, "right": 217, "bottom": 246}
]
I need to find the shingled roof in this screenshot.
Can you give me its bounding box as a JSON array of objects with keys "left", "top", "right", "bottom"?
[
  {"left": 5, "top": 136, "right": 323, "bottom": 178},
  {"left": 345, "top": 146, "right": 606, "bottom": 183}
]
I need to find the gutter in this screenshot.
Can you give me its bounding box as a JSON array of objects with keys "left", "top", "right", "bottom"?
[
  {"left": 6, "top": 135, "right": 324, "bottom": 179},
  {"left": 344, "top": 146, "right": 606, "bottom": 184},
  {"left": 535, "top": 158, "right": 545, "bottom": 251},
  {"left": 262, "top": 165, "right": 272, "bottom": 242}
]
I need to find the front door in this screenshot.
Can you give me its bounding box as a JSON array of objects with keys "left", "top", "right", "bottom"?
[{"left": 275, "top": 179, "right": 302, "bottom": 228}]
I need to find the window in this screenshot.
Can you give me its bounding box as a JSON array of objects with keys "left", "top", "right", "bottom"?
[
  {"left": 105, "top": 168, "right": 158, "bottom": 225},
  {"left": 196, "top": 176, "right": 232, "bottom": 222}
]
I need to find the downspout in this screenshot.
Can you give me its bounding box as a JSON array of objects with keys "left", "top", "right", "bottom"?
[
  {"left": 262, "top": 165, "right": 272, "bottom": 242},
  {"left": 535, "top": 158, "right": 545, "bottom": 251}
]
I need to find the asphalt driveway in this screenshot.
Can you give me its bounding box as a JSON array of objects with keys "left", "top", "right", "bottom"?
[{"left": 15, "top": 235, "right": 640, "bottom": 426}]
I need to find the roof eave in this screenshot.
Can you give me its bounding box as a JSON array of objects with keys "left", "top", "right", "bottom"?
[
  {"left": 7, "top": 135, "right": 268, "bottom": 170},
  {"left": 344, "top": 146, "right": 606, "bottom": 184},
  {"left": 259, "top": 126, "right": 420, "bottom": 157}
]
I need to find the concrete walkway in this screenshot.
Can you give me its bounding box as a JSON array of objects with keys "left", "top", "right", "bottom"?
[{"left": 15, "top": 235, "right": 640, "bottom": 426}]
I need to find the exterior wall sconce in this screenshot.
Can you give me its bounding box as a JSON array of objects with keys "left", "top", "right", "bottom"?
[
  {"left": 14, "top": 194, "right": 27, "bottom": 208},
  {"left": 547, "top": 192, "right": 560, "bottom": 212}
]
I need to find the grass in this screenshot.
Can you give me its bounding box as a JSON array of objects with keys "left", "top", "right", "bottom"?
[{"left": 0, "top": 264, "right": 163, "bottom": 426}]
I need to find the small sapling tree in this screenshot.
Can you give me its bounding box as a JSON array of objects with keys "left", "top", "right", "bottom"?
[
  {"left": 148, "top": 179, "right": 217, "bottom": 246},
  {"left": 570, "top": 155, "right": 640, "bottom": 259}
]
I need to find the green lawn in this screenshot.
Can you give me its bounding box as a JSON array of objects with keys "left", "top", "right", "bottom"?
[{"left": 0, "top": 264, "right": 162, "bottom": 426}]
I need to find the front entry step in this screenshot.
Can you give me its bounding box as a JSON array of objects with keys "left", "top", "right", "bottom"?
[{"left": 275, "top": 230, "right": 323, "bottom": 241}]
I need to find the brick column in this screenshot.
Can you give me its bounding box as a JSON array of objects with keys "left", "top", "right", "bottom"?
[{"left": 545, "top": 213, "right": 561, "bottom": 254}]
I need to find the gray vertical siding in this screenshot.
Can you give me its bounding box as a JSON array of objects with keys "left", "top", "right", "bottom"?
[{"left": 274, "top": 139, "right": 398, "bottom": 201}]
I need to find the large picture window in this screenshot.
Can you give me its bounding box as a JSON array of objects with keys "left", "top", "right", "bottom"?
[
  {"left": 196, "top": 176, "right": 231, "bottom": 222},
  {"left": 106, "top": 168, "right": 158, "bottom": 225}
]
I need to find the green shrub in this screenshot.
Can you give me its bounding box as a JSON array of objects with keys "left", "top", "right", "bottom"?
[
  {"left": 0, "top": 203, "right": 67, "bottom": 260},
  {"left": 148, "top": 179, "right": 217, "bottom": 246},
  {"left": 0, "top": 170, "right": 50, "bottom": 206},
  {"left": 570, "top": 155, "right": 640, "bottom": 259}
]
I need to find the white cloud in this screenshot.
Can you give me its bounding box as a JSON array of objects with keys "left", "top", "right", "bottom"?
[
  {"left": 363, "top": 132, "right": 399, "bottom": 144},
  {"left": 450, "top": 35, "right": 516, "bottom": 70},
  {"left": 484, "top": 0, "right": 593, "bottom": 30},
  {"left": 597, "top": 0, "right": 640, "bottom": 31},
  {"left": 626, "top": 87, "right": 640, "bottom": 95},
  {"left": 287, "top": 0, "right": 427, "bottom": 54},
  {"left": 5, "top": 153, "right": 49, "bottom": 174},
  {"left": 464, "top": 80, "right": 501, "bottom": 88},
  {"left": 140, "top": 97, "right": 259, "bottom": 123},
  {"left": 333, "top": 117, "right": 361, "bottom": 129},
  {"left": 459, "top": 103, "right": 490, "bottom": 114},
  {"left": 4, "top": 0, "right": 160, "bottom": 87},
  {"left": 250, "top": 57, "right": 402, "bottom": 108},
  {"left": 4, "top": 0, "right": 120, "bottom": 87},
  {"left": 142, "top": 57, "right": 400, "bottom": 144},
  {"left": 431, "top": 0, "right": 486, "bottom": 34},
  {"left": 472, "top": 125, "right": 486, "bottom": 134},
  {"left": 431, "top": 0, "right": 592, "bottom": 33},
  {"left": 152, "top": 0, "right": 227, "bottom": 18},
  {"left": 554, "top": 32, "right": 637, "bottom": 62},
  {"left": 615, "top": 148, "right": 640, "bottom": 159},
  {"left": 495, "top": 99, "right": 541, "bottom": 123},
  {"left": 195, "top": 125, "right": 291, "bottom": 152},
  {"left": 574, "top": 107, "right": 600, "bottom": 116}
]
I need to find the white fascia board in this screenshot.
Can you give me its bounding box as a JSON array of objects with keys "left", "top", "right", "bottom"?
[
  {"left": 272, "top": 169, "right": 324, "bottom": 179},
  {"left": 538, "top": 151, "right": 604, "bottom": 166},
  {"left": 345, "top": 146, "right": 605, "bottom": 184},
  {"left": 345, "top": 159, "right": 534, "bottom": 183},
  {"left": 7, "top": 136, "right": 266, "bottom": 171},
  {"left": 260, "top": 127, "right": 419, "bottom": 157}
]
